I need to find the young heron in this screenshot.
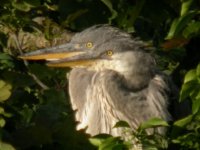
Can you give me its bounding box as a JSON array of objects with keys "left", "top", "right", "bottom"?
[{"left": 20, "top": 25, "right": 175, "bottom": 137}]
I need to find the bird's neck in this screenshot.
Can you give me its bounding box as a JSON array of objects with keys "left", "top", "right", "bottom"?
[
  {"left": 123, "top": 73, "right": 151, "bottom": 90},
  {"left": 88, "top": 51, "right": 156, "bottom": 90},
  {"left": 108, "top": 62, "right": 155, "bottom": 90}
]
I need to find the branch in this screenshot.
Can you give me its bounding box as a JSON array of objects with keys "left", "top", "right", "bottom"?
[{"left": 13, "top": 33, "right": 49, "bottom": 90}]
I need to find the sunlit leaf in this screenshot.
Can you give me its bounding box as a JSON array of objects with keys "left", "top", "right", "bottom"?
[
  {"left": 192, "top": 98, "right": 200, "bottom": 114},
  {"left": 0, "top": 80, "right": 12, "bottom": 102},
  {"left": 0, "top": 89, "right": 11, "bottom": 102},
  {"left": 166, "top": 19, "right": 179, "bottom": 39},
  {"left": 89, "top": 134, "right": 112, "bottom": 147},
  {"left": 183, "top": 21, "right": 200, "bottom": 38},
  {"left": 12, "top": 1, "right": 31, "bottom": 12},
  {"left": 139, "top": 118, "right": 168, "bottom": 130},
  {"left": 180, "top": 80, "right": 197, "bottom": 101},
  {"left": 184, "top": 69, "right": 196, "bottom": 83},
  {"left": 99, "top": 137, "right": 122, "bottom": 150},
  {"left": 0, "top": 80, "right": 6, "bottom": 88},
  {"left": 89, "top": 138, "right": 103, "bottom": 147},
  {"left": 89, "top": 138, "right": 103, "bottom": 146},
  {"left": 166, "top": 11, "right": 197, "bottom": 39},
  {"left": 173, "top": 115, "right": 193, "bottom": 127},
  {"left": 190, "top": 87, "right": 200, "bottom": 101},
  {"left": 0, "top": 141, "right": 15, "bottom": 150},
  {"left": 180, "top": 0, "right": 194, "bottom": 16},
  {"left": 196, "top": 91, "right": 200, "bottom": 100},
  {"left": 0, "top": 107, "right": 12, "bottom": 118},
  {"left": 0, "top": 107, "right": 4, "bottom": 114},
  {"left": 0, "top": 117, "right": 6, "bottom": 127},
  {"left": 44, "top": 3, "right": 58, "bottom": 11},
  {"left": 197, "top": 63, "right": 200, "bottom": 78}
]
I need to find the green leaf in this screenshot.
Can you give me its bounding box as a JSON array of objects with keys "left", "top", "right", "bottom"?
[
  {"left": 196, "top": 91, "right": 200, "bottom": 100},
  {"left": 44, "top": 3, "right": 58, "bottom": 11},
  {"left": 0, "top": 107, "right": 12, "bottom": 118},
  {"left": 0, "top": 80, "right": 12, "bottom": 102},
  {"left": 99, "top": 137, "right": 122, "bottom": 150},
  {"left": 183, "top": 21, "right": 200, "bottom": 38},
  {"left": 192, "top": 98, "right": 200, "bottom": 114},
  {"left": 64, "top": 9, "right": 88, "bottom": 27},
  {"left": 89, "top": 134, "right": 112, "bottom": 147},
  {"left": 0, "top": 53, "right": 14, "bottom": 70},
  {"left": 173, "top": 115, "right": 193, "bottom": 127},
  {"left": 184, "top": 69, "right": 197, "bottom": 83},
  {"left": 180, "top": 0, "right": 194, "bottom": 16},
  {"left": 0, "top": 80, "right": 6, "bottom": 88},
  {"left": 12, "top": 1, "right": 31, "bottom": 12},
  {"left": 0, "top": 141, "right": 16, "bottom": 150},
  {"left": 89, "top": 138, "right": 103, "bottom": 147},
  {"left": 113, "top": 121, "right": 130, "bottom": 128},
  {"left": 0, "top": 53, "right": 12, "bottom": 60},
  {"left": 101, "top": 0, "right": 118, "bottom": 23},
  {"left": 180, "top": 80, "right": 197, "bottom": 101},
  {"left": 166, "top": 11, "right": 197, "bottom": 39},
  {"left": 0, "top": 107, "right": 5, "bottom": 114},
  {"left": 166, "top": 19, "right": 178, "bottom": 39},
  {"left": 197, "top": 63, "right": 200, "bottom": 78},
  {"left": 139, "top": 118, "right": 169, "bottom": 130},
  {"left": 189, "top": 85, "right": 200, "bottom": 99},
  {"left": 0, "top": 117, "right": 6, "bottom": 127}
]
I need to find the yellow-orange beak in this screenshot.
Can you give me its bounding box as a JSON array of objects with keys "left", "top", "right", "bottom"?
[{"left": 19, "top": 43, "right": 98, "bottom": 67}]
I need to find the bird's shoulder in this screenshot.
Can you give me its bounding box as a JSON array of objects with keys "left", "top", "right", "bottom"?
[{"left": 68, "top": 68, "right": 95, "bottom": 110}]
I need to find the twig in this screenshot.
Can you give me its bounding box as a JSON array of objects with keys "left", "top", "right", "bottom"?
[{"left": 13, "top": 33, "right": 49, "bottom": 90}]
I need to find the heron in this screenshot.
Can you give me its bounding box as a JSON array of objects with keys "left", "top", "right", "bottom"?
[{"left": 19, "top": 25, "right": 176, "bottom": 139}]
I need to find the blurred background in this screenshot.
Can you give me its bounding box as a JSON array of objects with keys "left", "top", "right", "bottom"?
[{"left": 0, "top": 0, "right": 200, "bottom": 149}]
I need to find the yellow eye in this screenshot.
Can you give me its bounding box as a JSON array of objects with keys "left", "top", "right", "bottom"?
[
  {"left": 86, "top": 42, "right": 93, "bottom": 48},
  {"left": 106, "top": 50, "right": 113, "bottom": 56}
]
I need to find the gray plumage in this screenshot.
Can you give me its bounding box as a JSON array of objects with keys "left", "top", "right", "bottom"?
[
  {"left": 20, "top": 25, "right": 177, "bottom": 139},
  {"left": 67, "top": 25, "right": 173, "bottom": 136}
]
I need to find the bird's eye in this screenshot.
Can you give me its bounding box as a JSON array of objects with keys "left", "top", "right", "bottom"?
[
  {"left": 106, "top": 50, "right": 113, "bottom": 56},
  {"left": 86, "top": 42, "right": 93, "bottom": 48}
]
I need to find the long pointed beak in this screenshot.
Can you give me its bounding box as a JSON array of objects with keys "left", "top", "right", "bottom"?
[
  {"left": 19, "top": 43, "right": 84, "bottom": 60},
  {"left": 19, "top": 43, "right": 98, "bottom": 67},
  {"left": 46, "top": 52, "right": 98, "bottom": 67}
]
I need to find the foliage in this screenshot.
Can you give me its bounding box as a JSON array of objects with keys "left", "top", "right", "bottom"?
[
  {"left": 172, "top": 63, "right": 200, "bottom": 149},
  {"left": 0, "top": 0, "right": 200, "bottom": 149}
]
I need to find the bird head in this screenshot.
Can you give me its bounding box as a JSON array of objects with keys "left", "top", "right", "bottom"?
[{"left": 19, "top": 25, "right": 155, "bottom": 77}]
